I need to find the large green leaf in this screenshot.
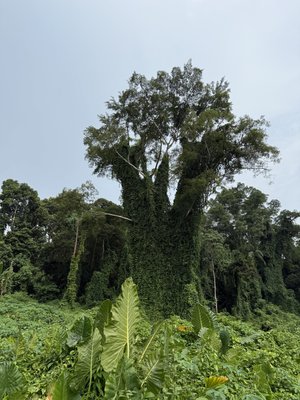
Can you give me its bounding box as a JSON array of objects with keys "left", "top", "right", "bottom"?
[
  {"left": 141, "top": 353, "right": 165, "bottom": 395},
  {"left": 70, "top": 328, "right": 102, "bottom": 393},
  {"left": 67, "top": 315, "right": 93, "bottom": 347},
  {"left": 191, "top": 304, "right": 215, "bottom": 334},
  {"left": 0, "top": 362, "right": 24, "bottom": 399},
  {"left": 51, "top": 371, "right": 81, "bottom": 400},
  {"left": 101, "top": 278, "right": 140, "bottom": 372}
]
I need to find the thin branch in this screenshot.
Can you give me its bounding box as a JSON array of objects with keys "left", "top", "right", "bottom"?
[
  {"left": 242, "top": 166, "right": 270, "bottom": 171},
  {"left": 103, "top": 212, "right": 132, "bottom": 222},
  {"left": 72, "top": 220, "right": 80, "bottom": 258},
  {"left": 150, "top": 142, "right": 163, "bottom": 177},
  {"left": 114, "top": 149, "right": 146, "bottom": 178},
  {"left": 211, "top": 261, "right": 218, "bottom": 313}
]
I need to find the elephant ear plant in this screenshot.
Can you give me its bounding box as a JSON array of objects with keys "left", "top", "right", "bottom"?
[
  {"left": 50, "top": 278, "right": 169, "bottom": 399},
  {"left": 101, "top": 278, "right": 167, "bottom": 398},
  {"left": 101, "top": 277, "right": 140, "bottom": 371},
  {"left": 191, "top": 303, "right": 231, "bottom": 356}
]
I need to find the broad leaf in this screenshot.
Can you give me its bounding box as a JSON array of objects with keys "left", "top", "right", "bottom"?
[
  {"left": 141, "top": 353, "right": 164, "bottom": 394},
  {"left": 70, "top": 328, "right": 102, "bottom": 392},
  {"left": 67, "top": 315, "right": 93, "bottom": 347},
  {"left": 191, "top": 304, "right": 215, "bottom": 334},
  {"left": 205, "top": 375, "right": 228, "bottom": 389},
  {"left": 51, "top": 372, "right": 81, "bottom": 400},
  {"left": 101, "top": 278, "right": 140, "bottom": 372}
]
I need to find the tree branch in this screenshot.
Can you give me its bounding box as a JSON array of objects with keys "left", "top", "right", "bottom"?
[
  {"left": 103, "top": 212, "right": 132, "bottom": 222},
  {"left": 114, "top": 149, "right": 146, "bottom": 178}
]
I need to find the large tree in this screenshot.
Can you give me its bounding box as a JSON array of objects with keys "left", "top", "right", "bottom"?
[{"left": 84, "top": 62, "right": 279, "bottom": 315}]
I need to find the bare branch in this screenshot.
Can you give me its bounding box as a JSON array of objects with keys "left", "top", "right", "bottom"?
[
  {"left": 103, "top": 212, "right": 132, "bottom": 222},
  {"left": 150, "top": 142, "right": 163, "bottom": 177},
  {"left": 114, "top": 149, "right": 146, "bottom": 178}
]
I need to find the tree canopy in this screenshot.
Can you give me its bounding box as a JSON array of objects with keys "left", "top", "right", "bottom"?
[{"left": 85, "top": 62, "right": 278, "bottom": 209}]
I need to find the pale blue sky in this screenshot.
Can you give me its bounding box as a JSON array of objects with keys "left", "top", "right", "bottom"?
[{"left": 1, "top": 0, "right": 299, "bottom": 210}]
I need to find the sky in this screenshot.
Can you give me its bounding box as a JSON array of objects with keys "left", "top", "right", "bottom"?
[{"left": 1, "top": 0, "right": 299, "bottom": 211}]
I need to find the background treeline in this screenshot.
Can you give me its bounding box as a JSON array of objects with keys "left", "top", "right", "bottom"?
[{"left": 0, "top": 178, "right": 299, "bottom": 317}]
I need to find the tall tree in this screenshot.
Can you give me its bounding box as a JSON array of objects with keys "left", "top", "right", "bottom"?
[{"left": 84, "top": 62, "right": 279, "bottom": 315}]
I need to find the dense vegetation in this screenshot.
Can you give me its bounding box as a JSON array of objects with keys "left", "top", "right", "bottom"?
[
  {"left": 0, "top": 281, "right": 299, "bottom": 399},
  {"left": 0, "top": 63, "right": 299, "bottom": 398}
]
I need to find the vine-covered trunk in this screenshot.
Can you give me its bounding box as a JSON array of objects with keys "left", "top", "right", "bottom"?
[
  {"left": 119, "top": 154, "right": 203, "bottom": 316},
  {"left": 119, "top": 155, "right": 170, "bottom": 315},
  {"left": 65, "top": 222, "right": 85, "bottom": 307}
]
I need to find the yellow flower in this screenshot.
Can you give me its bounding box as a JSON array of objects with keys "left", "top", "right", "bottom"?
[{"left": 205, "top": 375, "right": 229, "bottom": 389}]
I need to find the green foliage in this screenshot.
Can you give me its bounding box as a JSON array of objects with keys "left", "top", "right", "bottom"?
[
  {"left": 140, "top": 353, "right": 165, "bottom": 394},
  {"left": 0, "top": 264, "right": 13, "bottom": 296},
  {"left": 191, "top": 303, "right": 216, "bottom": 334},
  {"left": 218, "top": 329, "right": 231, "bottom": 356},
  {"left": 0, "top": 362, "right": 24, "bottom": 399},
  {"left": 84, "top": 251, "right": 120, "bottom": 307},
  {"left": 65, "top": 239, "right": 85, "bottom": 308},
  {"left": 94, "top": 299, "right": 113, "bottom": 335},
  {"left": 70, "top": 328, "right": 102, "bottom": 394},
  {"left": 139, "top": 321, "right": 164, "bottom": 362},
  {"left": 205, "top": 184, "right": 300, "bottom": 315},
  {"left": 0, "top": 283, "right": 300, "bottom": 399},
  {"left": 51, "top": 372, "right": 81, "bottom": 400},
  {"left": 103, "top": 357, "right": 139, "bottom": 400},
  {"left": 85, "top": 271, "right": 106, "bottom": 306},
  {"left": 101, "top": 278, "right": 140, "bottom": 371},
  {"left": 67, "top": 316, "right": 93, "bottom": 348}
]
